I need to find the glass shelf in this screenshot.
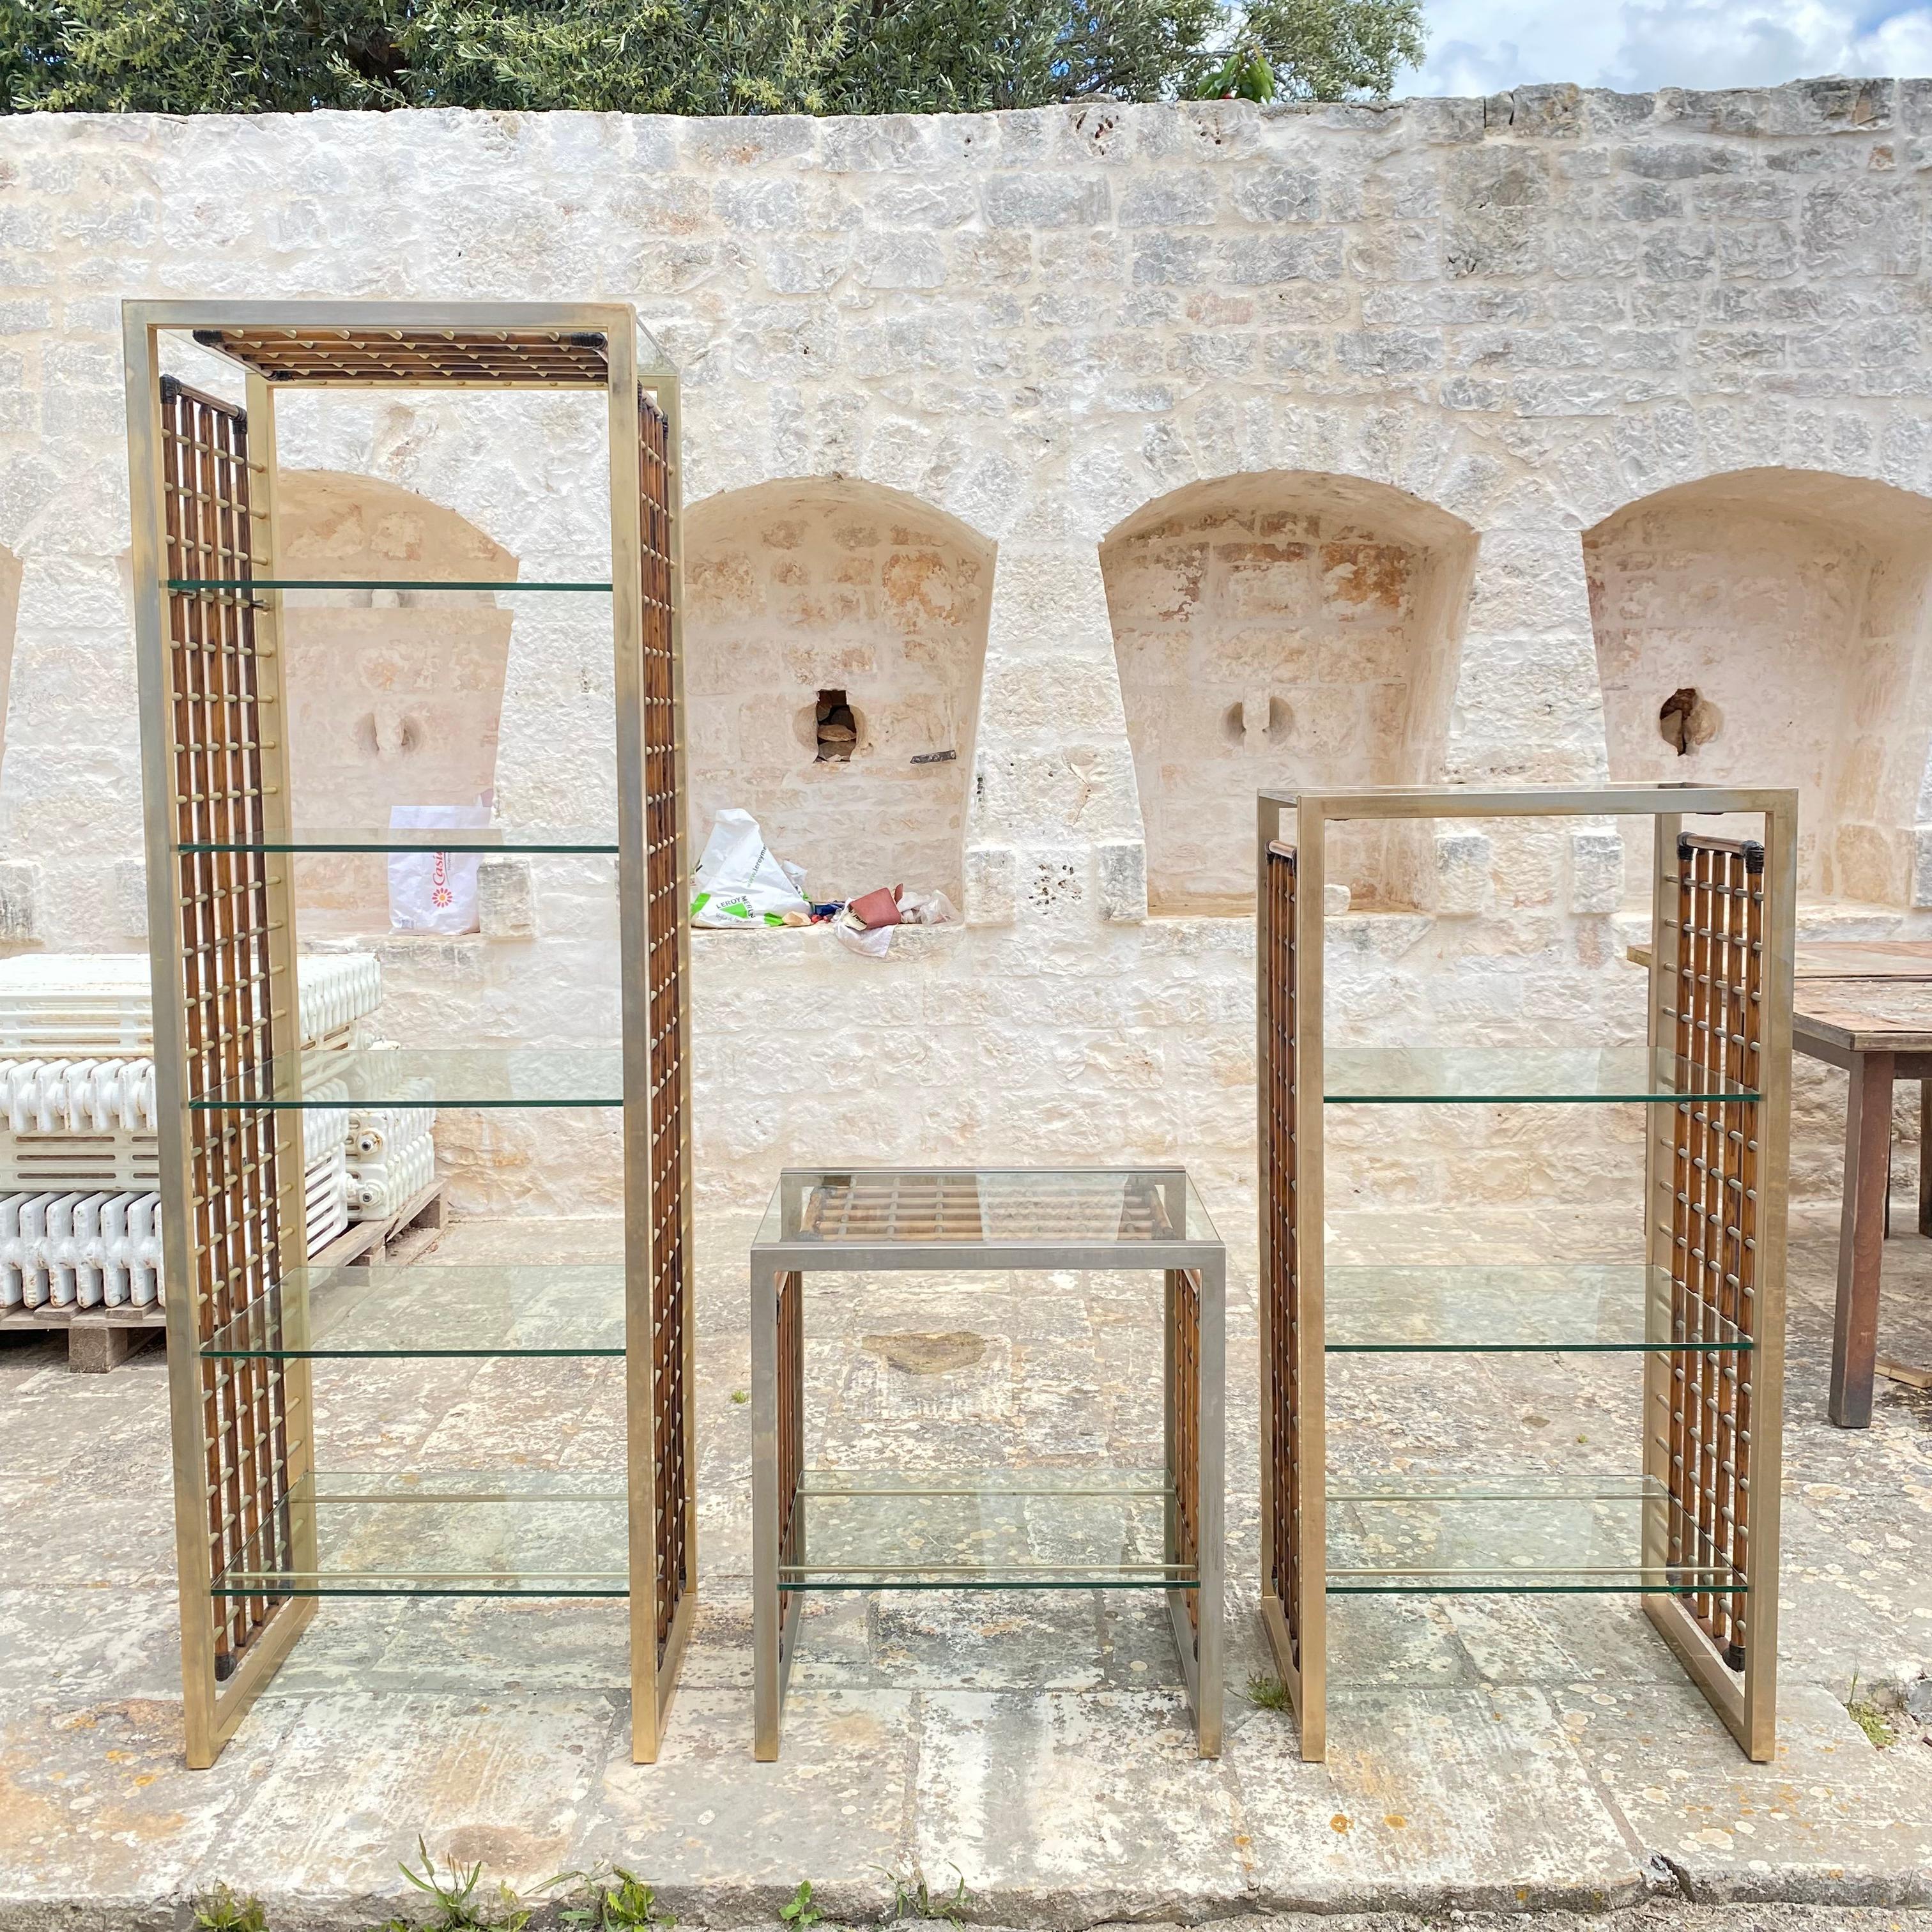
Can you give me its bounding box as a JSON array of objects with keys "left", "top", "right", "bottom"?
[
  {"left": 187, "top": 1046, "right": 622, "bottom": 1111},
  {"left": 210, "top": 1471, "right": 627, "bottom": 1598},
  {"left": 203, "top": 1262, "right": 625, "bottom": 1359},
  {"left": 1324, "top": 1047, "right": 1760, "bottom": 1105},
  {"left": 167, "top": 578, "right": 613, "bottom": 594},
  {"left": 178, "top": 827, "right": 618, "bottom": 855},
  {"left": 1325, "top": 1475, "right": 1745, "bottom": 1595},
  {"left": 781, "top": 1469, "right": 1192, "bottom": 1590},
  {"left": 1324, "top": 1264, "right": 1752, "bottom": 1353}
]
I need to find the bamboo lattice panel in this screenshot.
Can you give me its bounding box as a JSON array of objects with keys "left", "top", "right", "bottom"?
[
  {"left": 1664, "top": 833, "right": 1762, "bottom": 1667},
  {"left": 795, "top": 1173, "right": 1180, "bottom": 1243},
  {"left": 777, "top": 1268, "right": 803, "bottom": 1598},
  {"left": 1261, "top": 842, "right": 1301, "bottom": 1670},
  {"left": 190, "top": 326, "right": 609, "bottom": 387},
  {"left": 640, "top": 392, "right": 689, "bottom": 1663},
  {"left": 161, "top": 378, "right": 293, "bottom": 1673},
  {"left": 1171, "top": 1266, "right": 1202, "bottom": 1630}
]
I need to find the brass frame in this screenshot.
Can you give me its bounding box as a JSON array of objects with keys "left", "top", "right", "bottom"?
[
  {"left": 1255, "top": 785, "right": 1795, "bottom": 1766},
  {"left": 122, "top": 301, "right": 694, "bottom": 1768}
]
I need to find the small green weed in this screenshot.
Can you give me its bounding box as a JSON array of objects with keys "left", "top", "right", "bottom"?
[
  {"left": 778, "top": 1881, "right": 822, "bottom": 1931},
  {"left": 1246, "top": 1673, "right": 1291, "bottom": 1712},
  {"left": 556, "top": 1866, "right": 676, "bottom": 1932},
  {"left": 194, "top": 1886, "right": 268, "bottom": 1932},
  {"left": 876, "top": 1863, "right": 970, "bottom": 1929},
  {"left": 731, "top": 1390, "right": 750, "bottom": 1406},
  {"left": 1847, "top": 1673, "right": 1897, "bottom": 1749},
  {"left": 401, "top": 1837, "right": 532, "bottom": 1932}
]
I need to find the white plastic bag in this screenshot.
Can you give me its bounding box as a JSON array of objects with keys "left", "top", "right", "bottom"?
[
  {"left": 691, "top": 808, "right": 809, "bottom": 928},
  {"left": 831, "top": 908, "right": 893, "bottom": 958},
  {"left": 388, "top": 805, "right": 490, "bottom": 935},
  {"left": 898, "top": 889, "right": 958, "bottom": 927}
]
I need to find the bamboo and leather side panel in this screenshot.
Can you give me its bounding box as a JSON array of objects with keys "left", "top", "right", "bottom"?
[
  {"left": 160, "top": 378, "right": 291, "bottom": 1676},
  {"left": 1261, "top": 841, "right": 1301, "bottom": 1671},
  {"left": 1664, "top": 832, "right": 1762, "bottom": 1669},
  {"left": 778, "top": 1267, "right": 802, "bottom": 1588},
  {"left": 639, "top": 392, "right": 690, "bottom": 1664},
  {"left": 1170, "top": 1266, "right": 1202, "bottom": 1627}
]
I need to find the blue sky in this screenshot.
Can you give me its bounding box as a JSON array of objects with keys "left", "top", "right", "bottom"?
[{"left": 1404, "top": 0, "right": 1932, "bottom": 95}]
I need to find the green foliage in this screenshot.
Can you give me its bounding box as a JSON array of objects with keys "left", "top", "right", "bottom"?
[
  {"left": 399, "top": 1838, "right": 532, "bottom": 1932},
  {"left": 779, "top": 1882, "right": 823, "bottom": 1932},
  {"left": 0, "top": 0, "right": 1425, "bottom": 114},
  {"left": 192, "top": 1887, "right": 270, "bottom": 1932},
  {"left": 556, "top": 1865, "right": 676, "bottom": 1932},
  {"left": 1245, "top": 1672, "right": 1291, "bottom": 1712},
  {"left": 876, "top": 1864, "right": 970, "bottom": 1929},
  {"left": 1847, "top": 1671, "right": 1898, "bottom": 1750},
  {"left": 1191, "top": 0, "right": 1423, "bottom": 103},
  {"left": 1238, "top": 0, "right": 1425, "bottom": 102}
]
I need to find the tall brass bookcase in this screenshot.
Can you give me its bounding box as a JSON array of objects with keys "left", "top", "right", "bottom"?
[
  {"left": 1257, "top": 785, "right": 1795, "bottom": 1764},
  {"left": 122, "top": 302, "right": 693, "bottom": 1769}
]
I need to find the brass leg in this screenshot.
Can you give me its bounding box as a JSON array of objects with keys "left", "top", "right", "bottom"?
[{"left": 1830, "top": 1052, "right": 1894, "bottom": 1428}]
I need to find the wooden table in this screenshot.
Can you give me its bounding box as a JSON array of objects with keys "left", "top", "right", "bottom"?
[
  {"left": 1634, "top": 937, "right": 1932, "bottom": 1428},
  {"left": 1788, "top": 963, "right": 1932, "bottom": 1427}
]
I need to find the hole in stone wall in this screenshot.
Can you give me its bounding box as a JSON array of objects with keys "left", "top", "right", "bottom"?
[
  {"left": 1657, "top": 686, "right": 1720, "bottom": 756},
  {"left": 1220, "top": 696, "right": 1292, "bottom": 747},
  {"left": 815, "top": 687, "right": 859, "bottom": 762}
]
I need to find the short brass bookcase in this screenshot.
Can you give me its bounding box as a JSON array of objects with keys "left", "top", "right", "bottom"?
[
  {"left": 1257, "top": 785, "right": 1795, "bottom": 1763},
  {"left": 123, "top": 302, "right": 694, "bottom": 1768},
  {"left": 751, "top": 1166, "right": 1226, "bottom": 1759}
]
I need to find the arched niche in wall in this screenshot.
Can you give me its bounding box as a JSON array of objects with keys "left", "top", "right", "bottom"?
[
  {"left": 1586, "top": 469, "right": 1932, "bottom": 907},
  {"left": 682, "top": 478, "right": 993, "bottom": 904},
  {"left": 279, "top": 471, "right": 517, "bottom": 935},
  {"left": 1101, "top": 472, "right": 1478, "bottom": 916}
]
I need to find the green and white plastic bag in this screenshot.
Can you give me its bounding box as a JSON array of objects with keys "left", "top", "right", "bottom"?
[{"left": 690, "top": 808, "right": 809, "bottom": 928}]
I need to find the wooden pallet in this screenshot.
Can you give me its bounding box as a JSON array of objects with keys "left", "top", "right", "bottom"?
[
  {"left": 0, "top": 1179, "right": 447, "bottom": 1372},
  {"left": 0, "top": 1300, "right": 167, "bottom": 1372}
]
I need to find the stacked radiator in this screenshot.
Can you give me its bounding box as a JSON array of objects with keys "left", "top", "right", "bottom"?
[{"left": 0, "top": 954, "right": 429, "bottom": 1314}]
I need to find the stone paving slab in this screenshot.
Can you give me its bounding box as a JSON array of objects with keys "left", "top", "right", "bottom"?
[
  {"left": 1561, "top": 1681, "right": 1932, "bottom": 1906},
  {"left": 4, "top": 1208, "right": 1932, "bottom": 1925}
]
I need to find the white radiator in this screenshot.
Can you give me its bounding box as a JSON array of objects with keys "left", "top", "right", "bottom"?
[
  {"left": 0, "top": 1147, "right": 350, "bottom": 1312},
  {"left": 0, "top": 1190, "right": 162, "bottom": 1309},
  {"left": 0, "top": 1059, "right": 348, "bottom": 1188},
  {"left": 348, "top": 1131, "right": 436, "bottom": 1220},
  {"left": 0, "top": 953, "right": 381, "bottom": 1055},
  {"left": 346, "top": 1103, "right": 435, "bottom": 1161}
]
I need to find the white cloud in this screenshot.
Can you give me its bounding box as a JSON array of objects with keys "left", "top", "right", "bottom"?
[{"left": 1406, "top": 0, "right": 1932, "bottom": 98}]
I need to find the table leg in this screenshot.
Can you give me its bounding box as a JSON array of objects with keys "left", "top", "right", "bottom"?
[
  {"left": 1920, "top": 1080, "right": 1932, "bottom": 1239},
  {"left": 1830, "top": 1051, "right": 1895, "bottom": 1429}
]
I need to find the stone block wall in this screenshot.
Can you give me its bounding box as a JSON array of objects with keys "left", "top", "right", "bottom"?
[{"left": 3, "top": 80, "right": 1932, "bottom": 1229}]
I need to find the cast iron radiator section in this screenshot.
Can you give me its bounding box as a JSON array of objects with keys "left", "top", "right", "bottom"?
[
  {"left": 160, "top": 377, "right": 293, "bottom": 1680},
  {"left": 1261, "top": 839, "right": 1301, "bottom": 1673},
  {"left": 640, "top": 389, "right": 689, "bottom": 1664},
  {"left": 1664, "top": 832, "right": 1763, "bottom": 1671}
]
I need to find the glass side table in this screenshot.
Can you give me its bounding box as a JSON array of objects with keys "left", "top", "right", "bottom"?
[{"left": 750, "top": 1165, "right": 1225, "bottom": 1759}]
